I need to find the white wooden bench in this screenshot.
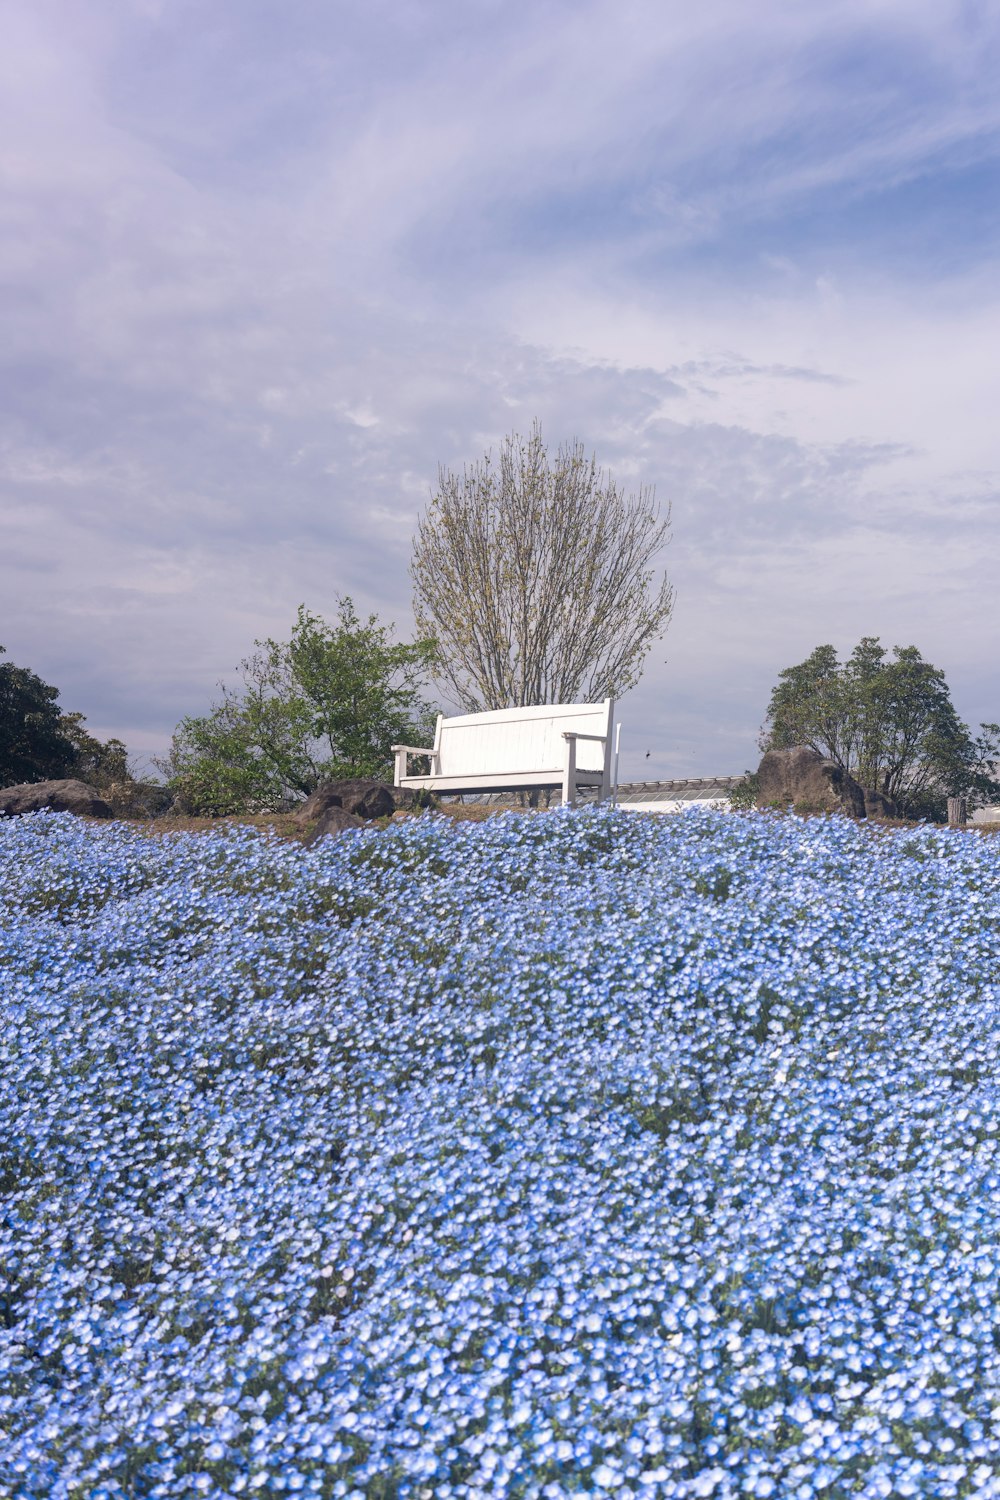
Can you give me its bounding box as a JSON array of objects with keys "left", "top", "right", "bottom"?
[{"left": 392, "top": 699, "right": 615, "bottom": 805}]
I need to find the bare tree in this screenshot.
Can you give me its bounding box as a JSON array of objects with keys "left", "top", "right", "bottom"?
[{"left": 411, "top": 423, "right": 675, "bottom": 710}]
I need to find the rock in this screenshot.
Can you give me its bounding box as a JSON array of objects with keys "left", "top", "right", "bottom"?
[
  {"left": 755, "top": 746, "right": 866, "bottom": 818},
  {"left": 303, "top": 805, "right": 366, "bottom": 845},
  {"left": 390, "top": 809, "right": 412, "bottom": 822},
  {"left": 0, "top": 778, "right": 113, "bottom": 819},
  {"left": 104, "top": 781, "right": 176, "bottom": 819},
  {"left": 294, "top": 779, "right": 398, "bottom": 827},
  {"left": 863, "top": 786, "right": 898, "bottom": 820}
]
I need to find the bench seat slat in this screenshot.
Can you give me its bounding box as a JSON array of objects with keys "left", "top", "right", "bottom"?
[{"left": 399, "top": 770, "right": 605, "bottom": 794}]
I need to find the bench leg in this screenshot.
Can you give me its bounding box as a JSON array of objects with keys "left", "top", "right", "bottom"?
[{"left": 562, "top": 738, "right": 577, "bottom": 807}]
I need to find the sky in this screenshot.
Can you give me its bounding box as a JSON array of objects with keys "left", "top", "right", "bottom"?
[{"left": 2, "top": 0, "right": 999, "bottom": 782}]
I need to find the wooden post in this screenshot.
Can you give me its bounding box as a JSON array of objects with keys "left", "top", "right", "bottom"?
[{"left": 947, "top": 796, "right": 967, "bottom": 827}]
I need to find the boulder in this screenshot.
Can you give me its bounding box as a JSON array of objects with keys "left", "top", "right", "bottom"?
[
  {"left": 0, "top": 778, "right": 113, "bottom": 819},
  {"left": 104, "top": 780, "right": 176, "bottom": 819},
  {"left": 863, "top": 786, "right": 898, "bottom": 821},
  {"left": 295, "top": 779, "right": 398, "bottom": 827},
  {"left": 303, "top": 805, "right": 366, "bottom": 846},
  {"left": 755, "top": 746, "right": 866, "bottom": 818}
]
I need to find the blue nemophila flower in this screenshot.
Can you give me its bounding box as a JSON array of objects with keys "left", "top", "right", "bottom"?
[{"left": 1, "top": 807, "right": 999, "bottom": 1498}]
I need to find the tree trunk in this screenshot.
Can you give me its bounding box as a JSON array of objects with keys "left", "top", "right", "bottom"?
[{"left": 947, "top": 796, "right": 967, "bottom": 827}]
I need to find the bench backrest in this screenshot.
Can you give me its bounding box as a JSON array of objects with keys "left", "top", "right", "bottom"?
[{"left": 434, "top": 699, "right": 612, "bottom": 777}]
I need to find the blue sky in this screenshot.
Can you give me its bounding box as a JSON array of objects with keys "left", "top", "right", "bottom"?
[{"left": 3, "top": 0, "right": 998, "bottom": 780}]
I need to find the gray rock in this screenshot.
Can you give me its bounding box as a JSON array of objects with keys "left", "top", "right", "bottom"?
[
  {"left": 863, "top": 786, "right": 898, "bottom": 820},
  {"left": 295, "top": 779, "right": 397, "bottom": 827},
  {"left": 303, "top": 804, "right": 366, "bottom": 845},
  {"left": 104, "top": 781, "right": 176, "bottom": 819},
  {"left": 0, "top": 778, "right": 113, "bottom": 819},
  {"left": 755, "top": 746, "right": 867, "bottom": 818}
]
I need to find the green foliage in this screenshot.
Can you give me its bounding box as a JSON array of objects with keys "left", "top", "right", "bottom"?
[
  {"left": 0, "top": 646, "right": 76, "bottom": 785},
  {"left": 58, "top": 712, "right": 131, "bottom": 790},
  {"left": 728, "top": 772, "right": 760, "bottom": 811},
  {"left": 160, "top": 600, "right": 438, "bottom": 816},
  {"left": 761, "top": 637, "right": 1000, "bottom": 820},
  {"left": 0, "top": 646, "right": 129, "bottom": 791}
]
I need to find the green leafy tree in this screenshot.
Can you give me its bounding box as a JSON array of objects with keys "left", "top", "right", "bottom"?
[
  {"left": 160, "top": 600, "right": 437, "bottom": 815},
  {"left": 761, "top": 637, "right": 1000, "bottom": 819},
  {"left": 0, "top": 646, "right": 132, "bottom": 790},
  {"left": 59, "top": 712, "right": 131, "bottom": 790},
  {"left": 0, "top": 646, "right": 77, "bottom": 785}
]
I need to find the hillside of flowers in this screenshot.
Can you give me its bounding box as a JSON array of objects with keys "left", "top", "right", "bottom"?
[{"left": 1, "top": 806, "right": 999, "bottom": 1500}]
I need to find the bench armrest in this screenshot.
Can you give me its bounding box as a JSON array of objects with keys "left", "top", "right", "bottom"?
[
  {"left": 562, "top": 729, "right": 611, "bottom": 807},
  {"left": 391, "top": 743, "right": 438, "bottom": 786}
]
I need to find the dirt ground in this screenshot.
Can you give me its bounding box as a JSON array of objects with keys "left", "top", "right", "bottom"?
[{"left": 108, "top": 804, "right": 1000, "bottom": 844}]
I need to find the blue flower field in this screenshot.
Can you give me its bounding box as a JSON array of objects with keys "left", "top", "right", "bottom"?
[{"left": 2, "top": 807, "right": 999, "bottom": 1499}]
